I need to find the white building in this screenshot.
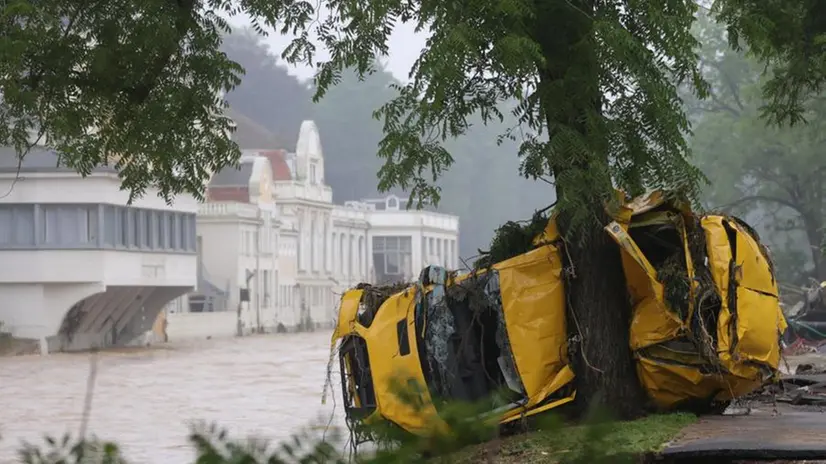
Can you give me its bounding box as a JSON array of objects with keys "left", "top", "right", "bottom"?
[
  {"left": 186, "top": 155, "right": 280, "bottom": 334},
  {"left": 0, "top": 147, "right": 198, "bottom": 353},
  {"left": 172, "top": 120, "right": 460, "bottom": 336},
  {"left": 360, "top": 195, "right": 461, "bottom": 280}
]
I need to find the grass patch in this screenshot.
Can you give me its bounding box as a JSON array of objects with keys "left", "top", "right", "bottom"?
[{"left": 445, "top": 413, "right": 697, "bottom": 464}]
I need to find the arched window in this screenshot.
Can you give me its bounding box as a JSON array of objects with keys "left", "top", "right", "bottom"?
[{"left": 386, "top": 196, "right": 398, "bottom": 210}]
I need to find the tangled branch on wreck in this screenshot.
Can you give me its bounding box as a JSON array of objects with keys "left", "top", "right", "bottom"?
[{"left": 474, "top": 208, "right": 552, "bottom": 270}]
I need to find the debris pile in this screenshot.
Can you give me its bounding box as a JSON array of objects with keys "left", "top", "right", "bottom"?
[
  {"left": 783, "top": 281, "right": 826, "bottom": 346},
  {"left": 761, "top": 364, "right": 826, "bottom": 408},
  {"left": 783, "top": 338, "right": 826, "bottom": 356},
  {"left": 353, "top": 282, "right": 410, "bottom": 327}
]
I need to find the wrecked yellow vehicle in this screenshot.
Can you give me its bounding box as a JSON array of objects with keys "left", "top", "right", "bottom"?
[
  {"left": 330, "top": 191, "right": 787, "bottom": 436},
  {"left": 331, "top": 242, "right": 575, "bottom": 436},
  {"left": 608, "top": 192, "right": 787, "bottom": 410}
]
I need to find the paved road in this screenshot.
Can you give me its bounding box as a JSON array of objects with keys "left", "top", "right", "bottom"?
[{"left": 0, "top": 332, "right": 346, "bottom": 462}]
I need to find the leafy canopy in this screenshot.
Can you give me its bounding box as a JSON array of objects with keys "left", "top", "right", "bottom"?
[
  {"left": 2, "top": 0, "right": 710, "bottom": 219},
  {"left": 686, "top": 12, "right": 826, "bottom": 282},
  {"left": 0, "top": 0, "right": 312, "bottom": 201},
  {"left": 282, "top": 0, "right": 709, "bottom": 229},
  {"left": 3, "top": 0, "right": 825, "bottom": 219},
  {"left": 713, "top": 0, "right": 826, "bottom": 126}
]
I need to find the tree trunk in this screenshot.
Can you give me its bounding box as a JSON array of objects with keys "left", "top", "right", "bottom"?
[
  {"left": 529, "top": 0, "right": 648, "bottom": 420},
  {"left": 557, "top": 209, "right": 648, "bottom": 420}
]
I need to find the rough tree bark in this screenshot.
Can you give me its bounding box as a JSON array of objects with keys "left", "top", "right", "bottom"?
[
  {"left": 558, "top": 210, "right": 647, "bottom": 420},
  {"left": 532, "top": 0, "right": 648, "bottom": 419}
]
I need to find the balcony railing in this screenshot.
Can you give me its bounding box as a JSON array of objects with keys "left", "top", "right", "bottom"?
[{"left": 198, "top": 202, "right": 260, "bottom": 219}]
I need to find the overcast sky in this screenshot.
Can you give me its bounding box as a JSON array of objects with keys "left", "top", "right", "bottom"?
[{"left": 226, "top": 13, "right": 426, "bottom": 83}]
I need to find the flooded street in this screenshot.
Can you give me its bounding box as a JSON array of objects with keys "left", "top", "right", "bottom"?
[{"left": 0, "top": 332, "right": 345, "bottom": 463}]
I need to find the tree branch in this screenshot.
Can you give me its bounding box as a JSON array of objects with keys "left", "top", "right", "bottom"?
[{"left": 715, "top": 194, "right": 804, "bottom": 215}]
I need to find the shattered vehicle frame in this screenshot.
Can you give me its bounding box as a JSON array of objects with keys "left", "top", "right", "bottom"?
[
  {"left": 606, "top": 192, "right": 787, "bottom": 411},
  {"left": 330, "top": 240, "right": 574, "bottom": 437},
  {"left": 329, "top": 191, "right": 788, "bottom": 437}
]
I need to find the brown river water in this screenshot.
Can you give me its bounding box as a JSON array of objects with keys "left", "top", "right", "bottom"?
[{"left": 0, "top": 332, "right": 347, "bottom": 463}]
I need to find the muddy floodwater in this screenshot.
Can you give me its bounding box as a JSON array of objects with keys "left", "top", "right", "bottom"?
[{"left": 0, "top": 332, "right": 347, "bottom": 463}]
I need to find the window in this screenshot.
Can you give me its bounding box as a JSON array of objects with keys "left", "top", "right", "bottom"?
[
  {"left": 0, "top": 207, "right": 12, "bottom": 244},
  {"left": 41, "top": 205, "right": 82, "bottom": 245},
  {"left": 187, "top": 215, "right": 196, "bottom": 251},
  {"left": 397, "top": 319, "right": 410, "bottom": 356},
  {"left": 297, "top": 233, "right": 303, "bottom": 268},
  {"left": 156, "top": 211, "right": 166, "bottom": 249},
  {"left": 358, "top": 236, "right": 364, "bottom": 276},
  {"left": 132, "top": 209, "right": 142, "bottom": 248},
  {"left": 323, "top": 221, "right": 328, "bottom": 269},
  {"left": 103, "top": 206, "right": 116, "bottom": 246},
  {"left": 263, "top": 270, "right": 270, "bottom": 306},
  {"left": 13, "top": 206, "right": 34, "bottom": 245},
  {"left": 270, "top": 271, "right": 281, "bottom": 306},
  {"left": 310, "top": 163, "right": 317, "bottom": 184},
  {"left": 80, "top": 206, "right": 98, "bottom": 244},
  {"left": 450, "top": 240, "right": 456, "bottom": 268},
  {"left": 350, "top": 236, "right": 355, "bottom": 275},
  {"left": 339, "top": 234, "right": 346, "bottom": 274},
  {"left": 0, "top": 205, "right": 34, "bottom": 246},
  {"left": 310, "top": 217, "right": 316, "bottom": 270},
  {"left": 372, "top": 236, "right": 413, "bottom": 284},
  {"left": 118, "top": 207, "right": 130, "bottom": 247},
  {"left": 168, "top": 213, "right": 178, "bottom": 249},
  {"left": 443, "top": 239, "right": 449, "bottom": 267},
  {"left": 179, "top": 214, "right": 190, "bottom": 251},
  {"left": 141, "top": 210, "right": 152, "bottom": 248}
]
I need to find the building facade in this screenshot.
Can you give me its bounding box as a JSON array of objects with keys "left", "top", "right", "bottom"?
[
  {"left": 176, "top": 120, "right": 460, "bottom": 334},
  {"left": 0, "top": 147, "right": 198, "bottom": 353}
]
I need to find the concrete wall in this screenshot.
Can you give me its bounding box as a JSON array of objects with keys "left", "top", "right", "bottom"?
[
  {"left": 0, "top": 250, "right": 196, "bottom": 286},
  {"left": 0, "top": 174, "right": 199, "bottom": 212},
  {"left": 161, "top": 305, "right": 333, "bottom": 341},
  {"left": 165, "top": 310, "right": 238, "bottom": 340}
]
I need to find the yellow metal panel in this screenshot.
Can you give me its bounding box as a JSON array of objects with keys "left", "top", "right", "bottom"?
[
  {"left": 678, "top": 218, "right": 697, "bottom": 325},
  {"left": 499, "top": 367, "right": 575, "bottom": 424},
  {"left": 332, "top": 289, "right": 364, "bottom": 343},
  {"left": 734, "top": 287, "right": 785, "bottom": 369},
  {"left": 500, "top": 394, "right": 576, "bottom": 424},
  {"left": 605, "top": 221, "right": 682, "bottom": 350},
  {"left": 702, "top": 216, "right": 786, "bottom": 379},
  {"left": 701, "top": 216, "right": 734, "bottom": 363},
  {"left": 731, "top": 222, "right": 778, "bottom": 297},
  {"left": 700, "top": 216, "right": 731, "bottom": 296},
  {"left": 637, "top": 357, "right": 761, "bottom": 409},
  {"left": 364, "top": 287, "right": 444, "bottom": 434},
  {"left": 637, "top": 357, "right": 710, "bottom": 409},
  {"left": 495, "top": 244, "right": 568, "bottom": 401},
  {"left": 526, "top": 365, "right": 575, "bottom": 409}
]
